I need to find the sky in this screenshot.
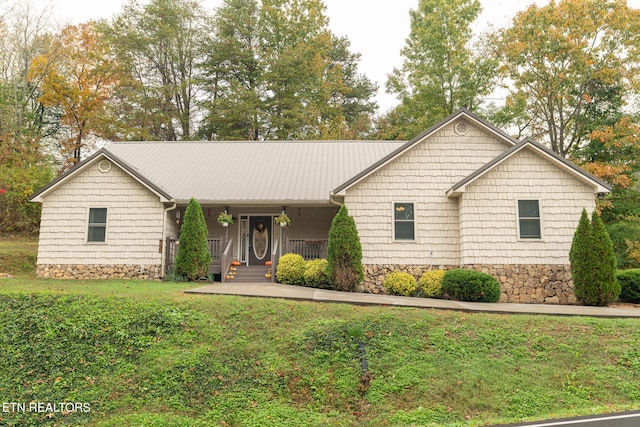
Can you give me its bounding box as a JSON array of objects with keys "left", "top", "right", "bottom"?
[{"left": 46, "top": 0, "right": 640, "bottom": 113}]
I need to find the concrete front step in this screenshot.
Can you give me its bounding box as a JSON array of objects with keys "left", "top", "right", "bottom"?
[{"left": 227, "top": 265, "right": 272, "bottom": 282}]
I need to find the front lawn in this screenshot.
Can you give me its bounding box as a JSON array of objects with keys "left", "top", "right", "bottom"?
[
  {"left": 0, "top": 277, "right": 639, "bottom": 426},
  {"left": 1, "top": 237, "right": 639, "bottom": 426}
]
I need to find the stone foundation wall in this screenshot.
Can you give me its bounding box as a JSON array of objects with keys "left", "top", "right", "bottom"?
[
  {"left": 362, "top": 264, "right": 575, "bottom": 305},
  {"left": 37, "top": 264, "right": 162, "bottom": 280}
]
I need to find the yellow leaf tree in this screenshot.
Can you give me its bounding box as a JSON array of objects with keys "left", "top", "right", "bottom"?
[
  {"left": 29, "top": 22, "right": 120, "bottom": 170},
  {"left": 497, "top": 0, "right": 640, "bottom": 157}
]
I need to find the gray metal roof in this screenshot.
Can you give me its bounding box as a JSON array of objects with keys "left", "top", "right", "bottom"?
[{"left": 104, "top": 140, "right": 405, "bottom": 204}]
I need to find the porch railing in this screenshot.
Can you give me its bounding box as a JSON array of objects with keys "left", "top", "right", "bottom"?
[
  {"left": 271, "top": 238, "right": 279, "bottom": 282},
  {"left": 165, "top": 237, "right": 222, "bottom": 275},
  {"left": 287, "top": 239, "right": 328, "bottom": 260},
  {"left": 221, "top": 238, "right": 234, "bottom": 282}
]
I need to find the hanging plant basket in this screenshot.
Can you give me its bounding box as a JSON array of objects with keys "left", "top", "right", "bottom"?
[
  {"left": 275, "top": 213, "right": 291, "bottom": 227},
  {"left": 217, "top": 212, "right": 233, "bottom": 226}
]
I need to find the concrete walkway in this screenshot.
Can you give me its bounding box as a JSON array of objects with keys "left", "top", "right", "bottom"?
[{"left": 185, "top": 282, "right": 640, "bottom": 318}]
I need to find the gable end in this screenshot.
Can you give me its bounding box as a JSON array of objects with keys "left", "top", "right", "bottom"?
[
  {"left": 30, "top": 149, "right": 174, "bottom": 203},
  {"left": 331, "top": 108, "right": 518, "bottom": 198}
]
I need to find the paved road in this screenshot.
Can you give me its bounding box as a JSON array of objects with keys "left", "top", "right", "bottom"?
[{"left": 495, "top": 410, "right": 640, "bottom": 427}]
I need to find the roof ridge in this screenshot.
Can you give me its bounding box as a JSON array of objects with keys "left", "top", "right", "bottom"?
[{"left": 107, "top": 140, "right": 406, "bottom": 145}]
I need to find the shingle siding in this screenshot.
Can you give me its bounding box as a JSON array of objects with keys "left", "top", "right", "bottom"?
[
  {"left": 37, "top": 161, "right": 164, "bottom": 266},
  {"left": 459, "top": 147, "right": 596, "bottom": 264},
  {"left": 345, "top": 119, "right": 510, "bottom": 265}
]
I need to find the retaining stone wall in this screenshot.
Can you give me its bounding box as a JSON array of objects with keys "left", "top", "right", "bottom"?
[
  {"left": 37, "top": 264, "right": 161, "bottom": 280},
  {"left": 362, "top": 264, "right": 575, "bottom": 305}
]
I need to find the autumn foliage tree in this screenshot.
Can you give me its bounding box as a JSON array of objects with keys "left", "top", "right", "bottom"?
[
  {"left": 579, "top": 116, "right": 640, "bottom": 190},
  {"left": 28, "top": 22, "right": 120, "bottom": 170},
  {"left": 497, "top": 0, "right": 640, "bottom": 157}
]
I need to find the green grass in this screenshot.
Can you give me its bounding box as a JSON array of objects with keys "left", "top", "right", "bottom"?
[
  {"left": 1, "top": 237, "right": 640, "bottom": 426},
  {"left": 0, "top": 235, "right": 38, "bottom": 275}
]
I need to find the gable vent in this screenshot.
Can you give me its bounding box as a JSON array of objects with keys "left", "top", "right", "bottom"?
[
  {"left": 98, "top": 159, "right": 112, "bottom": 173},
  {"left": 454, "top": 122, "right": 468, "bottom": 136}
]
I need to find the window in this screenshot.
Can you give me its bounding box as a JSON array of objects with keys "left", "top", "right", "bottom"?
[
  {"left": 518, "top": 200, "right": 541, "bottom": 239},
  {"left": 88, "top": 208, "right": 108, "bottom": 242},
  {"left": 394, "top": 202, "right": 415, "bottom": 241}
]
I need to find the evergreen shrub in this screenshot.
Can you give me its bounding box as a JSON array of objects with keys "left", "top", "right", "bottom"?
[
  {"left": 616, "top": 269, "right": 640, "bottom": 304},
  {"left": 304, "top": 259, "right": 331, "bottom": 289},
  {"left": 590, "top": 210, "right": 620, "bottom": 305},
  {"left": 175, "top": 198, "right": 211, "bottom": 281},
  {"left": 441, "top": 269, "right": 501, "bottom": 303},
  {"left": 418, "top": 270, "right": 446, "bottom": 298},
  {"left": 384, "top": 272, "right": 418, "bottom": 296},
  {"left": 276, "top": 253, "right": 306, "bottom": 286},
  {"left": 327, "top": 205, "right": 363, "bottom": 292},
  {"left": 570, "top": 209, "right": 620, "bottom": 306}
]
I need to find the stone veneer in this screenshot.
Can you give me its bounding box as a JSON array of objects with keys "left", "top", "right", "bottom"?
[
  {"left": 37, "top": 264, "right": 161, "bottom": 280},
  {"left": 361, "top": 264, "right": 576, "bottom": 305}
]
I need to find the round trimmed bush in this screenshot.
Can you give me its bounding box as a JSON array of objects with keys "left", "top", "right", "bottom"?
[
  {"left": 276, "top": 253, "right": 306, "bottom": 285},
  {"left": 441, "top": 269, "right": 501, "bottom": 303},
  {"left": 418, "top": 270, "right": 446, "bottom": 298},
  {"left": 304, "top": 259, "right": 331, "bottom": 289},
  {"left": 384, "top": 272, "right": 418, "bottom": 297},
  {"left": 617, "top": 269, "right": 640, "bottom": 303}
]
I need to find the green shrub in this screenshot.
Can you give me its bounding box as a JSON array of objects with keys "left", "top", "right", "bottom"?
[
  {"left": 304, "top": 259, "right": 331, "bottom": 289},
  {"left": 617, "top": 269, "right": 640, "bottom": 303},
  {"left": 418, "top": 270, "right": 446, "bottom": 298},
  {"left": 606, "top": 219, "right": 640, "bottom": 270},
  {"left": 571, "top": 209, "right": 620, "bottom": 306},
  {"left": 276, "top": 253, "right": 306, "bottom": 285},
  {"left": 441, "top": 269, "right": 501, "bottom": 303},
  {"left": 175, "top": 198, "right": 211, "bottom": 281},
  {"left": 589, "top": 210, "right": 620, "bottom": 305},
  {"left": 327, "top": 205, "right": 363, "bottom": 292},
  {"left": 384, "top": 272, "right": 418, "bottom": 297},
  {"left": 570, "top": 209, "right": 595, "bottom": 302}
]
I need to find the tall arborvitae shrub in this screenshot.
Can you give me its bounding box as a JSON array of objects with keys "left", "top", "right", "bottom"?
[
  {"left": 570, "top": 208, "right": 620, "bottom": 306},
  {"left": 176, "top": 198, "right": 211, "bottom": 281},
  {"left": 589, "top": 210, "right": 620, "bottom": 306},
  {"left": 570, "top": 209, "right": 594, "bottom": 303},
  {"left": 327, "top": 205, "right": 363, "bottom": 292}
]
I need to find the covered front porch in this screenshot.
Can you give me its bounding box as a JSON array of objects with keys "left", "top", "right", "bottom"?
[{"left": 164, "top": 204, "right": 337, "bottom": 281}]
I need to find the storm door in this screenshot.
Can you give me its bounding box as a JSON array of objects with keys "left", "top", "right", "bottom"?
[{"left": 248, "top": 216, "right": 271, "bottom": 265}]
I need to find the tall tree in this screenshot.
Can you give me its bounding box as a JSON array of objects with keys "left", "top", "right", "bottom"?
[
  {"left": 102, "top": 0, "right": 209, "bottom": 140},
  {"left": 29, "top": 22, "right": 120, "bottom": 169},
  {"left": 385, "top": 0, "right": 497, "bottom": 138},
  {"left": 199, "top": 0, "right": 376, "bottom": 141},
  {"left": 0, "top": 2, "right": 55, "bottom": 233},
  {"left": 579, "top": 116, "right": 640, "bottom": 189},
  {"left": 199, "top": 0, "right": 263, "bottom": 140},
  {"left": 497, "top": 0, "right": 640, "bottom": 157}
]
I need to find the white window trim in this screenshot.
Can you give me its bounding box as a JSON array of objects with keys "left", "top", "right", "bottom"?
[
  {"left": 516, "top": 199, "right": 543, "bottom": 241},
  {"left": 86, "top": 207, "right": 109, "bottom": 244},
  {"left": 392, "top": 201, "right": 416, "bottom": 242}
]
